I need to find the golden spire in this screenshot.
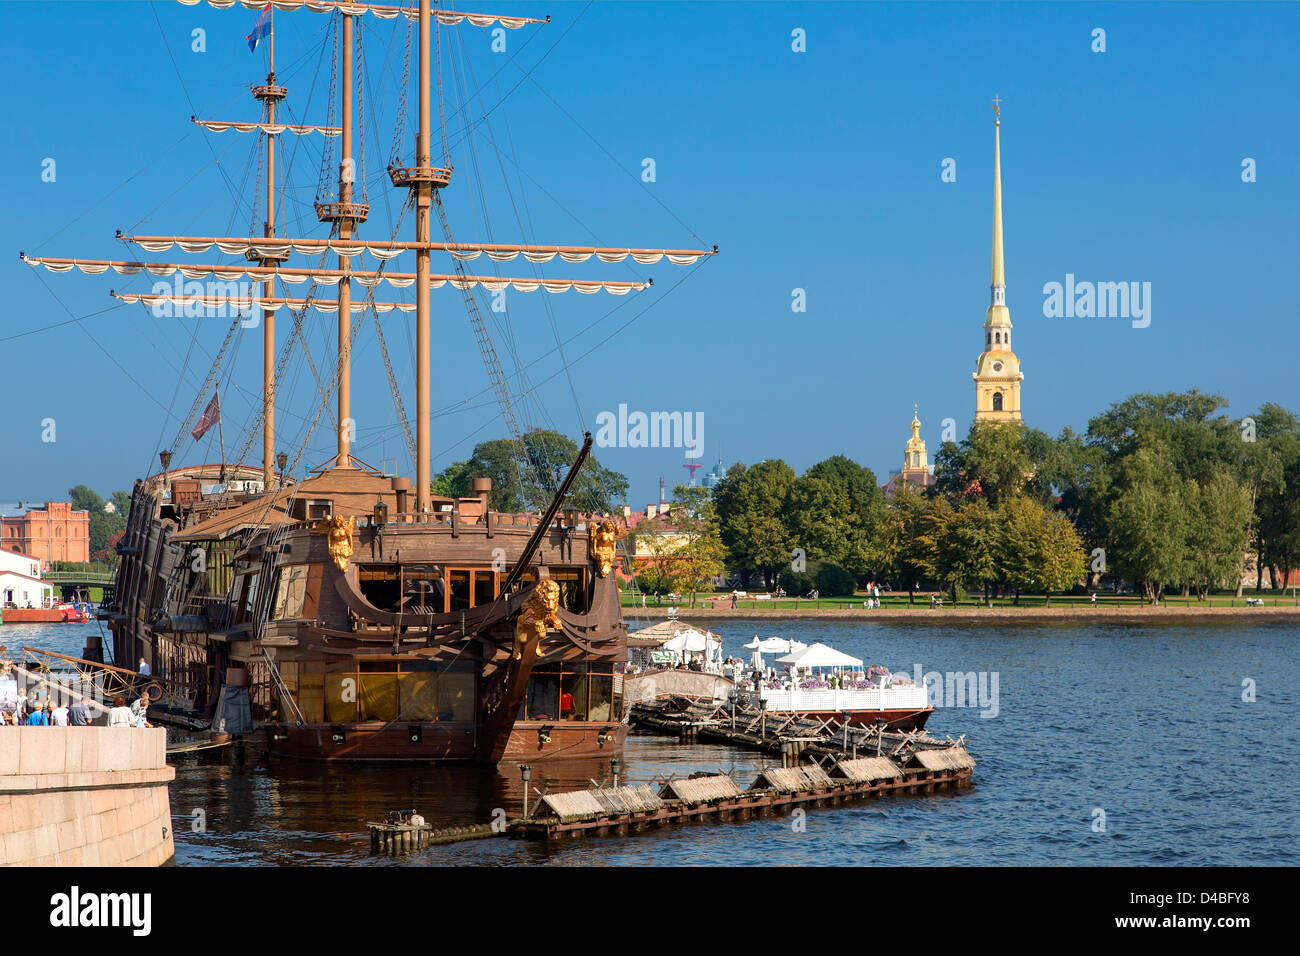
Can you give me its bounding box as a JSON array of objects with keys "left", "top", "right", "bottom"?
[
  {"left": 991, "top": 95, "right": 1005, "bottom": 296},
  {"left": 904, "top": 404, "right": 928, "bottom": 476}
]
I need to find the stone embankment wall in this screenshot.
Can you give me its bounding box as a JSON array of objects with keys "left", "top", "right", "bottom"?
[{"left": 1, "top": 727, "right": 175, "bottom": 866}]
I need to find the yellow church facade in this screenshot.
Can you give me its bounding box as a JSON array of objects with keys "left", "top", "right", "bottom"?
[{"left": 973, "top": 98, "right": 1023, "bottom": 423}]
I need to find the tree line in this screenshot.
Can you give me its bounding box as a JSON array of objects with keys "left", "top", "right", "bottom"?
[
  {"left": 432, "top": 391, "right": 1300, "bottom": 605},
  {"left": 710, "top": 390, "right": 1296, "bottom": 604}
]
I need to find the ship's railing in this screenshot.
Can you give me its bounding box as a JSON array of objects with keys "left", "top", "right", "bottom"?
[
  {"left": 270, "top": 509, "right": 579, "bottom": 537},
  {"left": 364, "top": 511, "right": 574, "bottom": 531},
  {"left": 736, "top": 685, "right": 930, "bottom": 712}
]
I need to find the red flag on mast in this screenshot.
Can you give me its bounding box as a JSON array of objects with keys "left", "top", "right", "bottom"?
[{"left": 192, "top": 393, "right": 220, "bottom": 440}]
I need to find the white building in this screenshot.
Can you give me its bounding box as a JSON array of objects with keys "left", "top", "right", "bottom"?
[{"left": 0, "top": 546, "right": 54, "bottom": 608}]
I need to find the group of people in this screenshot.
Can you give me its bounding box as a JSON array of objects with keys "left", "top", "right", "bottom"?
[
  {"left": 1, "top": 691, "right": 86, "bottom": 726},
  {"left": 0, "top": 691, "right": 152, "bottom": 728}
]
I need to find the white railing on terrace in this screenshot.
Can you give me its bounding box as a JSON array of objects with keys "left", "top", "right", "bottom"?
[{"left": 736, "top": 684, "right": 930, "bottom": 713}]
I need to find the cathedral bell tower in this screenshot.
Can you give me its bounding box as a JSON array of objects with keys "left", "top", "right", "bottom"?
[
  {"left": 902, "top": 404, "right": 930, "bottom": 482},
  {"left": 973, "top": 96, "right": 1023, "bottom": 422}
]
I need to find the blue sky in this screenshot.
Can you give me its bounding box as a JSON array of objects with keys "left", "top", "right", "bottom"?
[{"left": 2, "top": 1, "right": 1297, "bottom": 510}]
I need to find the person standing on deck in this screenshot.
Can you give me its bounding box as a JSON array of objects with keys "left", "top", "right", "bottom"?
[
  {"left": 108, "top": 695, "right": 133, "bottom": 728},
  {"left": 138, "top": 658, "right": 151, "bottom": 677}
]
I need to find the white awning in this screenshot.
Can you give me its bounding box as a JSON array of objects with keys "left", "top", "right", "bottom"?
[
  {"left": 775, "top": 642, "right": 863, "bottom": 669},
  {"left": 743, "top": 636, "right": 807, "bottom": 653}
]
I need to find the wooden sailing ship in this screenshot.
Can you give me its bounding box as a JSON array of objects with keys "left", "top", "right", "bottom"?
[{"left": 23, "top": 0, "right": 715, "bottom": 763}]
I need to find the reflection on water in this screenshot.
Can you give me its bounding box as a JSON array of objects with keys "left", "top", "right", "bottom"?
[
  {"left": 167, "top": 732, "right": 774, "bottom": 866},
  {"left": 9, "top": 616, "right": 1299, "bottom": 865}
]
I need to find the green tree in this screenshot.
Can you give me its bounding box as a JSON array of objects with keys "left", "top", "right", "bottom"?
[
  {"left": 1031, "top": 508, "right": 1088, "bottom": 606},
  {"left": 69, "top": 485, "right": 126, "bottom": 556},
  {"left": 934, "top": 422, "right": 1034, "bottom": 507},
  {"left": 937, "top": 499, "right": 1000, "bottom": 603},
  {"left": 1184, "top": 468, "right": 1252, "bottom": 599},
  {"left": 110, "top": 491, "right": 132, "bottom": 517},
  {"left": 431, "top": 459, "right": 476, "bottom": 500},
  {"left": 431, "top": 430, "right": 628, "bottom": 514},
  {"left": 714, "top": 459, "right": 797, "bottom": 589},
  {"left": 815, "top": 561, "right": 857, "bottom": 597},
  {"left": 801, "top": 455, "right": 883, "bottom": 573},
  {"left": 663, "top": 483, "right": 727, "bottom": 606},
  {"left": 1101, "top": 443, "right": 1189, "bottom": 604},
  {"left": 874, "top": 480, "right": 933, "bottom": 599},
  {"left": 787, "top": 475, "right": 857, "bottom": 570}
]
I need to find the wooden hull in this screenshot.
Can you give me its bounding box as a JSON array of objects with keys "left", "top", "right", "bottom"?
[
  {"left": 244, "top": 719, "right": 627, "bottom": 763},
  {"left": 106, "top": 466, "right": 630, "bottom": 767},
  {"left": 501, "top": 720, "right": 628, "bottom": 762}
]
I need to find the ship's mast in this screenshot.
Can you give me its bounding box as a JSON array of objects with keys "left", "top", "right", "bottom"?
[
  {"left": 336, "top": 11, "right": 356, "bottom": 467},
  {"left": 415, "top": 0, "right": 432, "bottom": 512},
  {"left": 247, "top": 11, "right": 291, "bottom": 489},
  {"left": 30, "top": 2, "right": 716, "bottom": 489},
  {"left": 260, "top": 18, "right": 279, "bottom": 488}
]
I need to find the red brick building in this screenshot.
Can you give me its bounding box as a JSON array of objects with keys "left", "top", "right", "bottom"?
[{"left": 0, "top": 501, "right": 90, "bottom": 565}]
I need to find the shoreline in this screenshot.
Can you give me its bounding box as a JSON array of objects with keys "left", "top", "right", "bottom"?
[{"left": 625, "top": 604, "right": 1300, "bottom": 622}]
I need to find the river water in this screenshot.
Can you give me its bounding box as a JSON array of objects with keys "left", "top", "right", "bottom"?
[{"left": 6, "top": 616, "right": 1295, "bottom": 866}]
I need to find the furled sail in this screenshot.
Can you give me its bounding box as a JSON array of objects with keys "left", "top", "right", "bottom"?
[
  {"left": 193, "top": 119, "right": 342, "bottom": 137},
  {"left": 118, "top": 235, "right": 715, "bottom": 265},
  {"left": 27, "top": 255, "right": 648, "bottom": 294},
  {"left": 175, "top": 0, "right": 545, "bottom": 29}
]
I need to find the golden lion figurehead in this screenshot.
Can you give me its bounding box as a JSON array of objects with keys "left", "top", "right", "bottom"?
[
  {"left": 588, "top": 517, "right": 629, "bottom": 578},
  {"left": 318, "top": 514, "right": 355, "bottom": 571},
  {"left": 514, "top": 578, "right": 563, "bottom": 661}
]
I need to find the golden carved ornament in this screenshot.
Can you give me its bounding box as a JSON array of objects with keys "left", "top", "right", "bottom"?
[
  {"left": 317, "top": 514, "right": 355, "bottom": 571},
  {"left": 588, "top": 517, "right": 629, "bottom": 578},
  {"left": 514, "top": 578, "right": 562, "bottom": 661}
]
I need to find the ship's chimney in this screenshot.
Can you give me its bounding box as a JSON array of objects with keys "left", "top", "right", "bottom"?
[
  {"left": 472, "top": 477, "right": 492, "bottom": 509},
  {"left": 391, "top": 476, "right": 412, "bottom": 515}
]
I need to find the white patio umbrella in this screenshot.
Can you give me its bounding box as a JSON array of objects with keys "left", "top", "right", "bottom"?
[{"left": 662, "top": 630, "right": 719, "bottom": 653}]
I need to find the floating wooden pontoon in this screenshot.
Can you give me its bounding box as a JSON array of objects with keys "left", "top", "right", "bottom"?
[{"left": 509, "top": 752, "right": 974, "bottom": 841}]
